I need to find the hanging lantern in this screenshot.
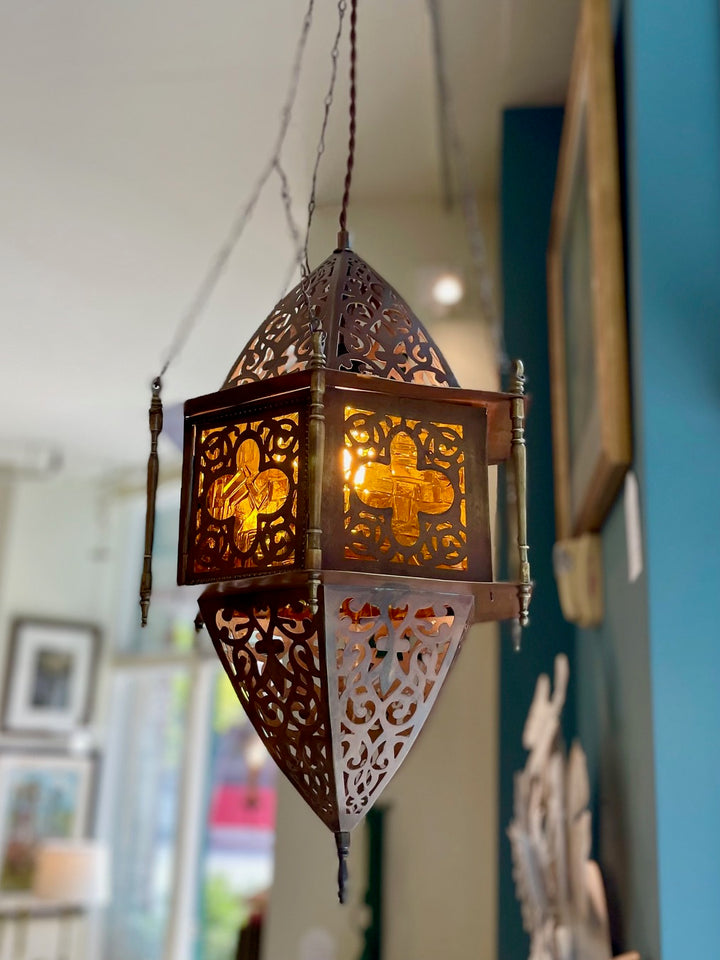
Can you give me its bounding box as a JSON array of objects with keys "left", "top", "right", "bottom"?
[
  {"left": 134, "top": 0, "right": 533, "bottom": 903},
  {"left": 176, "top": 239, "right": 532, "bottom": 900}
]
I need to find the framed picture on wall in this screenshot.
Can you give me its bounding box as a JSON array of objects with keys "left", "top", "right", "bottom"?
[
  {"left": 0, "top": 753, "right": 94, "bottom": 904},
  {"left": 2, "top": 618, "right": 100, "bottom": 734},
  {"left": 547, "top": 0, "right": 632, "bottom": 539}
]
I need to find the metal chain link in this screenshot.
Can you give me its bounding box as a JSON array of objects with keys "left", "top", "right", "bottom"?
[{"left": 157, "top": 0, "right": 317, "bottom": 378}]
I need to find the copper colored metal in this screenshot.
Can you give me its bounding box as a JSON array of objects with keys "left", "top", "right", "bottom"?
[
  {"left": 509, "top": 360, "right": 531, "bottom": 630},
  {"left": 140, "top": 377, "right": 163, "bottom": 626},
  {"left": 223, "top": 249, "right": 459, "bottom": 389},
  {"left": 178, "top": 246, "right": 532, "bottom": 901},
  {"left": 307, "top": 325, "right": 327, "bottom": 611}
]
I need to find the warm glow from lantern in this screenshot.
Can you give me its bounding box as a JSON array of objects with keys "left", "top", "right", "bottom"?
[
  {"left": 189, "top": 412, "right": 301, "bottom": 577},
  {"left": 171, "top": 225, "right": 529, "bottom": 907},
  {"left": 354, "top": 432, "right": 454, "bottom": 545},
  {"left": 344, "top": 422, "right": 456, "bottom": 547},
  {"left": 206, "top": 437, "right": 291, "bottom": 552}
]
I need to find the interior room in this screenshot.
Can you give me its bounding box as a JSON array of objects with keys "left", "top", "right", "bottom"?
[{"left": 0, "top": 1, "right": 718, "bottom": 958}]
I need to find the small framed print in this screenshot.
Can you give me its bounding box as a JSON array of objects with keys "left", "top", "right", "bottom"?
[
  {"left": 0, "top": 752, "right": 94, "bottom": 904},
  {"left": 2, "top": 618, "right": 100, "bottom": 734}
]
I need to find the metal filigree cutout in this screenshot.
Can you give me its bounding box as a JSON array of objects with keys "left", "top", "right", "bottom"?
[
  {"left": 335, "top": 253, "right": 455, "bottom": 386},
  {"left": 223, "top": 250, "right": 458, "bottom": 389},
  {"left": 326, "top": 587, "right": 473, "bottom": 827},
  {"left": 211, "top": 599, "right": 337, "bottom": 829},
  {"left": 199, "top": 586, "right": 473, "bottom": 835},
  {"left": 224, "top": 255, "right": 338, "bottom": 387},
  {"left": 188, "top": 410, "right": 303, "bottom": 580},
  {"left": 343, "top": 406, "right": 468, "bottom": 570}
]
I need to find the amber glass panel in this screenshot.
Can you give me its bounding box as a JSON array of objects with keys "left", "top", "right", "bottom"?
[
  {"left": 192, "top": 412, "right": 300, "bottom": 576},
  {"left": 350, "top": 431, "right": 454, "bottom": 545},
  {"left": 343, "top": 407, "right": 468, "bottom": 570},
  {"left": 205, "top": 437, "right": 291, "bottom": 552}
]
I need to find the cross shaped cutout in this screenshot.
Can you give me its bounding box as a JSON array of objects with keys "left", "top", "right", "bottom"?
[
  {"left": 206, "top": 437, "right": 290, "bottom": 552},
  {"left": 352, "top": 432, "right": 454, "bottom": 546}
]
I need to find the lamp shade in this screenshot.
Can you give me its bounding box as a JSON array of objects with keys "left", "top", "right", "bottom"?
[
  {"left": 33, "top": 840, "right": 111, "bottom": 907},
  {"left": 177, "top": 242, "right": 532, "bottom": 898}
]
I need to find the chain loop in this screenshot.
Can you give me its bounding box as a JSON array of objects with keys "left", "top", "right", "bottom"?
[{"left": 157, "top": 0, "right": 317, "bottom": 379}]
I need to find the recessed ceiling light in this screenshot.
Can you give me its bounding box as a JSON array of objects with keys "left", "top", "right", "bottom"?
[{"left": 432, "top": 272, "right": 464, "bottom": 306}]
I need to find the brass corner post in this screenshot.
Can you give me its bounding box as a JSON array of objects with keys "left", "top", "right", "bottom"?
[
  {"left": 307, "top": 323, "right": 327, "bottom": 612},
  {"left": 140, "top": 376, "right": 163, "bottom": 626},
  {"left": 510, "top": 360, "right": 531, "bottom": 634}
]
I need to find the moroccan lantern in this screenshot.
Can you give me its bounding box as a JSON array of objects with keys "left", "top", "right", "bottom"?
[
  {"left": 175, "top": 237, "right": 531, "bottom": 900},
  {"left": 137, "top": 0, "right": 533, "bottom": 903}
]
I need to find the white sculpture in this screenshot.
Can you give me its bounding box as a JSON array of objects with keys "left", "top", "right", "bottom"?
[{"left": 508, "top": 654, "right": 639, "bottom": 960}]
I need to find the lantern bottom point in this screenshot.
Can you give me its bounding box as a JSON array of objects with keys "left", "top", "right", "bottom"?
[{"left": 335, "top": 831, "right": 351, "bottom": 904}]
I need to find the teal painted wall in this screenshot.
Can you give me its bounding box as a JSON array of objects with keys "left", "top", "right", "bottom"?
[
  {"left": 582, "top": 1, "right": 720, "bottom": 956},
  {"left": 623, "top": 0, "right": 720, "bottom": 956},
  {"left": 576, "top": 507, "right": 660, "bottom": 959},
  {"left": 575, "top": 11, "right": 660, "bottom": 958},
  {"left": 500, "top": 3, "right": 720, "bottom": 958},
  {"left": 498, "top": 107, "right": 576, "bottom": 960}
]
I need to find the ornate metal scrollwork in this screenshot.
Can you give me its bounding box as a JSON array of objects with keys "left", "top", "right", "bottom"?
[
  {"left": 224, "top": 255, "right": 338, "bottom": 387},
  {"left": 212, "top": 599, "right": 338, "bottom": 829},
  {"left": 222, "top": 249, "right": 459, "bottom": 389},
  {"left": 325, "top": 587, "right": 474, "bottom": 826},
  {"left": 188, "top": 410, "right": 303, "bottom": 579},
  {"left": 202, "top": 587, "right": 474, "bottom": 836},
  {"left": 335, "top": 254, "right": 455, "bottom": 386},
  {"left": 179, "top": 222, "right": 531, "bottom": 902}
]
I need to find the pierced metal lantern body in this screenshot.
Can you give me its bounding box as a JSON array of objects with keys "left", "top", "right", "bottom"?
[{"left": 178, "top": 243, "right": 531, "bottom": 900}]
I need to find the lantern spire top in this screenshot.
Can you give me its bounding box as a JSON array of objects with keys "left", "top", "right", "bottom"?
[{"left": 223, "top": 248, "right": 459, "bottom": 390}]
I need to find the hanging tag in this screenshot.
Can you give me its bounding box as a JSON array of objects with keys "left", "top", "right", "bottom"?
[{"left": 624, "top": 471, "right": 643, "bottom": 583}]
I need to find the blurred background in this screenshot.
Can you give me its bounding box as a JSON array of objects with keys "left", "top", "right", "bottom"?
[{"left": 0, "top": 0, "right": 719, "bottom": 959}]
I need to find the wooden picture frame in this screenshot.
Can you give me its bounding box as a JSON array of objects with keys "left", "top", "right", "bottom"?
[
  {"left": 2, "top": 618, "right": 100, "bottom": 735},
  {"left": 0, "top": 752, "right": 95, "bottom": 906},
  {"left": 547, "top": 0, "right": 631, "bottom": 539}
]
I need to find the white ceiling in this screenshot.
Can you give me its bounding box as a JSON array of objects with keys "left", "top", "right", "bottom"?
[{"left": 0, "top": 0, "right": 578, "bottom": 473}]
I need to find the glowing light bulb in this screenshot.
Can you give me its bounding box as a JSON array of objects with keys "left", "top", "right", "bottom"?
[{"left": 432, "top": 273, "right": 464, "bottom": 307}]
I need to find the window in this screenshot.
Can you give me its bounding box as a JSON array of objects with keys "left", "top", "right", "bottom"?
[{"left": 99, "top": 490, "right": 276, "bottom": 960}]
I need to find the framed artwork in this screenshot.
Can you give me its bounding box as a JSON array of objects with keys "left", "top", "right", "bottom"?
[
  {"left": 2, "top": 618, "right": 100, "bottom": 734},
  {"left": 547, "top": 0, "right": 631, "bottom": 539},
  {"left": 0, "top": 753, "right": 94, "bottom": 903}
]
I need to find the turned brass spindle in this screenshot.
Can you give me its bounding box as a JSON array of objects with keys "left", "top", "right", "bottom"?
[
  {"left": 510, "top": 360, "right": 531, "bottom": 636},
  {"left": 307, "top": 323, "right": 327, "bottom": 612},
  {"left": 335, "top": 830, "right": 351, "bottom": 904},
  {"left": 139, "top": 377, "right": 163, "bottom": 626}
]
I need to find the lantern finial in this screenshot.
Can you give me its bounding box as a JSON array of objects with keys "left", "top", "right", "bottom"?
[{"left": 335, "top": 831, "right": 351, "bottom": 904}]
